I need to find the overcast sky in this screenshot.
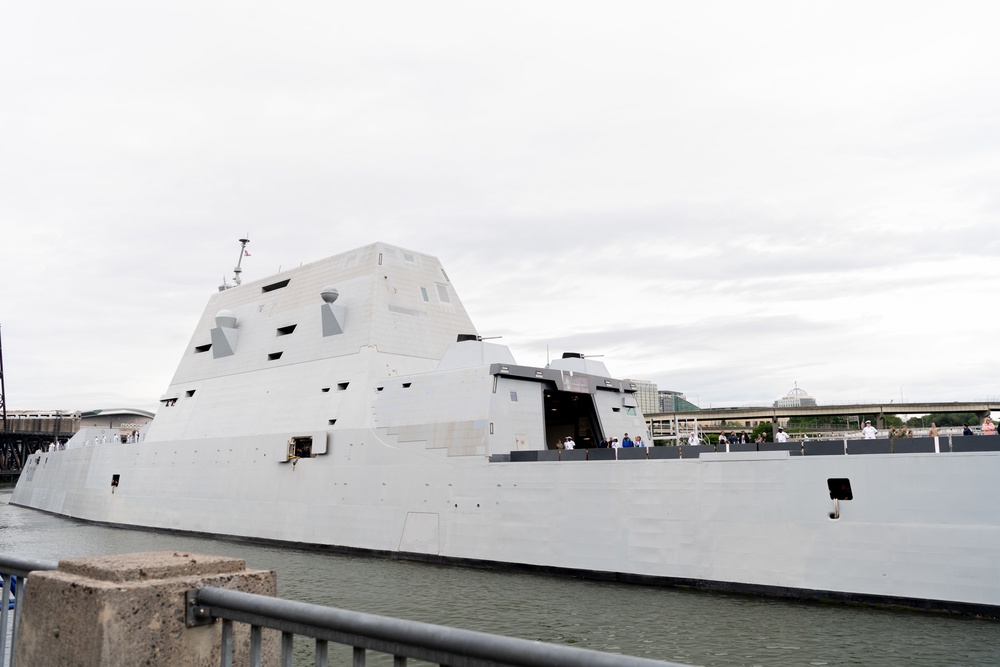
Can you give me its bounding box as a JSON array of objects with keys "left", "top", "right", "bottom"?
[{"left": 2, "top": 1, "right": 998, "bottom": 413}]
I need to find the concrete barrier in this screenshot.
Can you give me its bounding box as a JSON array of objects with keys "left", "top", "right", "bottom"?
[{"left": 14, "top": 551, "right": 278, "bottom": 666}]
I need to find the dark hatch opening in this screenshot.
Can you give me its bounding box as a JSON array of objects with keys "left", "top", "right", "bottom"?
[
  {"left": 289, "top": 436, "right": 313, "bottom": 459},
  {"left": 543, "top": 388, "right": 602, "bottom": 449},
  {"left": 828, "top": 478, "right": 853, "bottom": 500}
]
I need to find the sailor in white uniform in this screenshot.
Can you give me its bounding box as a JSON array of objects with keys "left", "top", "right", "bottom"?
[{"left": 862, "top": 420, "right": 878, "bottom": 439}]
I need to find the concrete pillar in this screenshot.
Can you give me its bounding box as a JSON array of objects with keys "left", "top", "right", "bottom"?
[{"left": 14, "top": 551, "right": 278, "bottom": 667}]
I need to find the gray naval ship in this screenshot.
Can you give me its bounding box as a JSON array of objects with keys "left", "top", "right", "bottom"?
[{"left": 12, "top": 242, "right": 1000, "bottom": 617}]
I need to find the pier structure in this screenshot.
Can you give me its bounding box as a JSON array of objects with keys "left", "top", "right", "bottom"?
[
  {"left": 647, "top": 400, "right": 998, "bottom": 441},
  {"left": 2, "top": 551, "right": 688, "bottom": 667},
  {"left": 0, "top": 412, "right": 80, "bottom": 480}
]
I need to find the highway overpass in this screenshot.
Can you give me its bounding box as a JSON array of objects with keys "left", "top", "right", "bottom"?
[{"left": 646, "top": 400, "right": 998, "bottom": 436}]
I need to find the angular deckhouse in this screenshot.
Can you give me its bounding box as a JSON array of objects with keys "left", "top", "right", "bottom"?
[{"left": 13, "top": 242, "right": 1000, "bottom": 618}]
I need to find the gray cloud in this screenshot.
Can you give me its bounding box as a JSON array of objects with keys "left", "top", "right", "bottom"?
[{"left": 3, "top": 1, "right": 998, "bottom": 412}]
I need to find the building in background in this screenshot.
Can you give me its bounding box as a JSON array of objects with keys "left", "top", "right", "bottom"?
[
  {"left": 774, "top": 384, "right": 817, "bottom": 408},
  {"left": 624, "top": 379, "right": 660, "bottom": 416},
  {"left": 79, "top": 408, "right": 156, "bottom": 434},
  {"left": 658, "top": 390, "right": 700, "bottom": 412}
]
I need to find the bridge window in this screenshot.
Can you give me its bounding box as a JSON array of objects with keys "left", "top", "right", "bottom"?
[{"left": 262, "top": 279, "right": 291, "bottom": 293}]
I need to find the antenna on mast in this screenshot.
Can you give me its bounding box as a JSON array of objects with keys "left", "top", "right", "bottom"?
[{"left": 220, "top": 237, "right": 251, "bottom": 291}]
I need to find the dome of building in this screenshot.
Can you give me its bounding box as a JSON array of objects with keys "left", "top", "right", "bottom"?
[
  {"left": 784, "top": 387, "right": 811, "bottom": 400},
  {"left": 774, "top": 384, "right": 817, "bottom": 408}
]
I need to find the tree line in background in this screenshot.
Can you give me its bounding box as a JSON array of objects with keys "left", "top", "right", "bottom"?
[
  {"left": 651, "top": 413, "right": 985, "bottom": 445},
  {"left": 784, "top": 413, "right": 981, "bottom": 431}
]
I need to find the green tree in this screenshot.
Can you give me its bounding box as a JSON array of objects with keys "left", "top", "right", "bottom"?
[
  {"left": 908, "top": 413, "right": 979, "bottom": 427},
  {"left": 751, "top": 422, "right": 773, "bottom": 441},
  {"left": 859, "top": 414, "right": 904, "bottom": 428}
]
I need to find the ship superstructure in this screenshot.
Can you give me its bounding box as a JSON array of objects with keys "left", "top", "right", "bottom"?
[{"left": 13, "top": 242, "right": 1000, "bottom": 618}]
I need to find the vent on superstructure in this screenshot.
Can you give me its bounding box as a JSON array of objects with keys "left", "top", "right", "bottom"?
[
  {"left": 194, "top": 344, "right": 212, "bottom": 353},
  {"left": 328, "top": 419, "right": 337, "bottom": 425},
  {"left": 337, "top": 382, "right": 349, "bottom": 391},
  {"left": 186, "top": 390, "right": 196, "bottom": 397},
  {"left": 268, "top": 352, "right": 283, "bottom": 361},
  {"left": 612, "top": 407, "right": 620, "bottom": 413},
  {"left": 262, "top": 279, "right": 291, "bottom": 293},
  {"left": 402, "top": 382, "right": 411, "bottom": 388},
  {"left": 277, "top": 324, "right": 297, "bottom": 336},
  {"left": 321, "top": 387, "right": 330, "bottom": 393}
]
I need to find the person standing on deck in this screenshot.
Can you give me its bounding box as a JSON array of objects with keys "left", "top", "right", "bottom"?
[
  {"left": 775, "top": 428, "right": 789, "bottom": 443},
  {"left": 862, "top": 420, "right": 878, "bottom": 439}
]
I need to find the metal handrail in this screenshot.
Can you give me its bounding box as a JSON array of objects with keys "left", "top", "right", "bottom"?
[
  {"left": 0, "top": 555, "right": 58, "bottom": 667},
  {"left": 189, "top": 586, "right": 689, "bottom": 667}
]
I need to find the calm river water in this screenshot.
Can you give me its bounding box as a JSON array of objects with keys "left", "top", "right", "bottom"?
[{"left": 2, "top": 489, "right": 998, "bottom": 666}]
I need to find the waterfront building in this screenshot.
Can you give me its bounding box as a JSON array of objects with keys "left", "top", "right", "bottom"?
[
  {"left": 658, "top": 389, "right": 699, "bottom": 412},
  {"left": 624, "top": 378, "right": 661, "bottom": 416},
  {"left": 79, "top": 408, "right": 155, "bottom": 434},
  {"left": 774, "top": 384, "right": 817, "bottom": 408}
]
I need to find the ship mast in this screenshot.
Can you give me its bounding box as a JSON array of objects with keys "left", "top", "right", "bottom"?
[
  {"left": 233, "top": 237, "right": 250, "bottom": 287},
  {"left": 219, "top": 237, "right": 251, "bottom": 291}
]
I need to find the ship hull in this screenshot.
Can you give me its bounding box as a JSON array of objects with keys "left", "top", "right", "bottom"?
[{"left": 14, "top": 435, "right": 1000, "bottom": 617}]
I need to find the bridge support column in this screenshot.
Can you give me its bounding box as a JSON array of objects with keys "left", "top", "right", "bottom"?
[
  {"left": 15, "top": 551, "right": 278, "bottom": 666},
  {"left": 876, "top": 413, "right": 885, "bottom": 429}
]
